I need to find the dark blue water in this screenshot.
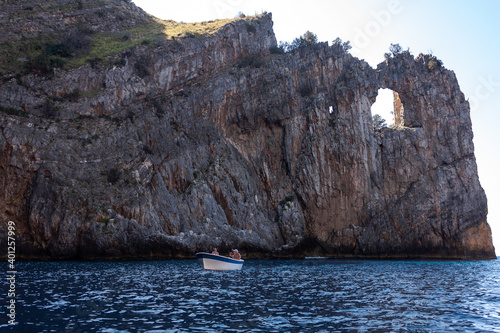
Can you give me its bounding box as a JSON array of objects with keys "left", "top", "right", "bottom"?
[{"left": 2, "top": 259, "right": 500, "bottom": 332}]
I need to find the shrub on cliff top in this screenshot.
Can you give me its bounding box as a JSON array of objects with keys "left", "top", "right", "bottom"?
[
  {"left": 427, "top": 59, "right": 443, "bottom": 70},
  {"left": 270, "top": 41, "right": 290, "bottom": 54},
  {"left": 269, "top": 44, "right": 285, "bottom": 54},
  {"left": 291, "top": 30, "right": 318, "bottom": 49},
  {"left": 331, "top": 37, "right": 352, "bottom": 53},
  {"left": 389, "top": 43, "right": 403, "bottom": 56},
  {"left": 274, "top": 31, "right": 319, "bottom": 53}
]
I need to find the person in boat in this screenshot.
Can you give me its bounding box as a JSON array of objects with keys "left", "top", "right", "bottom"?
[
  {"left": 211, "top": 248, "right": 219, "bottom": 255},
  {"left": 233, "top": 249, "right": 241, "bottom": 260},
  {"left": 229, "top": 249, "right": 234, "bottom": 258}
]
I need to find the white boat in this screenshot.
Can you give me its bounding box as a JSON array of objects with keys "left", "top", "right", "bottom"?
[{"left": 195, "top": 252, "right": 244, "bottom": 270}]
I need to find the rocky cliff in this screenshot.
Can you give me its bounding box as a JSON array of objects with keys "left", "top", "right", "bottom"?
[{"left": 0, "top": 0, "right": 495, "bottom": 259}]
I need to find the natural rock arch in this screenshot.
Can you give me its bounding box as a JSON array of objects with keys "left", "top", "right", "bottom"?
[{"left": 370, "top": 88, "right": 406, "bottom": 128}]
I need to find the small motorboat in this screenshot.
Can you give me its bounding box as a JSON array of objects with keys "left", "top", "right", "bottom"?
[{"left": 195, "top": 252, "right": 244, "bottom": 270}]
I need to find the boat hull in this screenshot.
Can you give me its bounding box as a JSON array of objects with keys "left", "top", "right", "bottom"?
[{"left": 195, "top": 252, "right": 244, "bottom": 270}]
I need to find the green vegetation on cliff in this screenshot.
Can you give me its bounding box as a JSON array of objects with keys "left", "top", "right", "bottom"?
[{"left": 0, "top": 1, "right": 254, "bottom": 76}]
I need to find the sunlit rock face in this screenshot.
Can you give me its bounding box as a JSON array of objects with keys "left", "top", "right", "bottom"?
[{"left": 0, "top": 1, "right": 494, "bottom": 259}]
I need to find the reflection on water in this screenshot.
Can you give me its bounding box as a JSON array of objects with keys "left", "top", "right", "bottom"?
[{"left": 3, "top": 259, "right": 500, "bottom": 332}]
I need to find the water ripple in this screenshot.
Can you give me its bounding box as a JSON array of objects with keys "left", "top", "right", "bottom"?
[{"left": 2, "top": 259, "right": 500, "bottom": 332}]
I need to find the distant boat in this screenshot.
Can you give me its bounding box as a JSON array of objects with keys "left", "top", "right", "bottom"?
[
  {"left": 305, "top": 256, "right": 329, "bottom": 259},
  {"left": 195, "top": 252, "right": 244, "bottom": 270}
]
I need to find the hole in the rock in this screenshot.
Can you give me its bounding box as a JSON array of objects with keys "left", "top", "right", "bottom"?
[{"left": 371, "top": 88, "right": 395, "bottom": 127}]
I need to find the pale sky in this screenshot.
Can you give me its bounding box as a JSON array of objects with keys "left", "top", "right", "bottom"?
[{"left": 133, "top": 0, "right": 500, "bottom": 252}]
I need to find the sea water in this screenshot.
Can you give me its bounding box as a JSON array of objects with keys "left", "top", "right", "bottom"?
[{"left": 2, "top": 259, "right": 500, "bottom": 332}]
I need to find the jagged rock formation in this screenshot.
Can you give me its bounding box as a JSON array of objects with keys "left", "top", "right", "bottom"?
[{"left": 0, "top": 1, "right": 495, "bottom": 259}]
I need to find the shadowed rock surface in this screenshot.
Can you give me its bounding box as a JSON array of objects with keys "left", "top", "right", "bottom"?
[{"left": 0, "top": 1, "right": 495, "bottom": 259}]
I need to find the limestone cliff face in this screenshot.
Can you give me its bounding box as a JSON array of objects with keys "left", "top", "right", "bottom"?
[{"left": 0, "top": 1, "right": 495, "bottom": 259}]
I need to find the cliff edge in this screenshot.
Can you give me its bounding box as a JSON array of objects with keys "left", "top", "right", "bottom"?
[{"left": 0, "top": 0, "right": 495, "bottom": 259}]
